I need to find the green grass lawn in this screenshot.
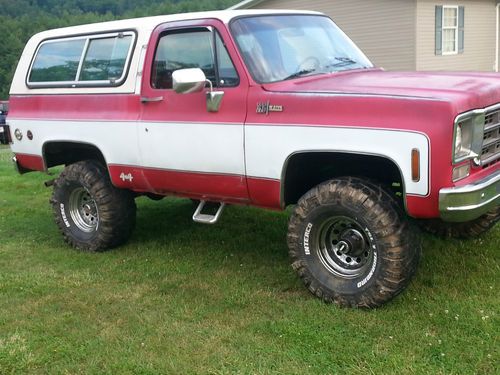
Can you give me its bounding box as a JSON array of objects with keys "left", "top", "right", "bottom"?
[{"left": 0, "top": 146, "right": 498, "bottom": 374}]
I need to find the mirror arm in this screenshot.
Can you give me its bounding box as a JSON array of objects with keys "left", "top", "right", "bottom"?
[
  {"left": 205, "top": 79, "right": 224, "bottom": 113},
  {"left": 205, "top": 79, "right": 214, "bottom": 92}
]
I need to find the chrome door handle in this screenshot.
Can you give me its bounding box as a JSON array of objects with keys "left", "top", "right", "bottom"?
[{"left": 140, "top": 96, "right": 164, "bottom": 103}]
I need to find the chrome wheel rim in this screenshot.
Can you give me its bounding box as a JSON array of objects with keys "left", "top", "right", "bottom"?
[
  {"left": 316, "top": 216, "right": 375, "bottom": 279},
  {"left": 68, "top": 187, "right": 98, "bottom": 232}
]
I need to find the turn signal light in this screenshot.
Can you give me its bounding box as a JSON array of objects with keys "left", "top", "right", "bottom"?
[
  {"left": 452, "top": 163, "right": 470, "bottom": 182},
  {"left": 411, "top": 149, "right": 420, "bottom": 182}
]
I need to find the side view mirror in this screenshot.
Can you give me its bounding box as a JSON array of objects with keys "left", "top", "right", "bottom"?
[
  {"left": 172, "top": 68, "right": 225, "bottom": 113},
  {"left": 172, "top": 68, "right": 206, "bottom": 94}
]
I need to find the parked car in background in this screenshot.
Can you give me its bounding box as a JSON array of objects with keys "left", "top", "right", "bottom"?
[
  {"left": 0, "top": 101, "right": 8, "bottom": 144},
  {"left": 0, "top": 101, "right": 7, "bottom": 123}
]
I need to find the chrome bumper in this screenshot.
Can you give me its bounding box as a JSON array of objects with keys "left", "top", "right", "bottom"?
[{"left": 439, "top": 170, "right": 500, "bottom": 222}]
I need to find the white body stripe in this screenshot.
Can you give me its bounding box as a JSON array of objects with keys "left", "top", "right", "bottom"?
[
  {"left": 245, "top": 125, "right": 430, "bottom": 196},
  {"left": 9, "top": 119, "right": 246, "bottom": 176},
  {"left": 9, "top": 119, "right": 141, "bottom": 167},
  {"left": 9, "top": 119, "right": 429, "bottom": 196},
  {"left": 138, "top": 122, "right": 245, "bottom": 175}
]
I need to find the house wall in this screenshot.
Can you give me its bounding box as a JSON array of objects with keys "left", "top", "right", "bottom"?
[
  {"left": 416, "top": 0, "right": 497, "bottom": 71},
  {"left": 246, "top": 0, "right": 417, "bottom": 71}
]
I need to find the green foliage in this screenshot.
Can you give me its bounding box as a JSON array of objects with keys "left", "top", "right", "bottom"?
[{"left": 0, "top": 0, "right": 241, "bottom": 99}]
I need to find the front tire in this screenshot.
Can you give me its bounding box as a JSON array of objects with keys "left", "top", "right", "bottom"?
[
  {"left": 418, "top": 208, "right": 499, "bottom": 239},
  {"left": 50, "top": 160, "right": 136, "bottom": 252},
  {"left": 287, "top": 177, "right": 420, "bottom": 308}
]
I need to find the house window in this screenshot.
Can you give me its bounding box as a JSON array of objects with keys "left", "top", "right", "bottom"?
[
  {"left": 435, "top": 5, "right": 464, "bottom": 56},
  {"left": 442, "top": 6, "right": 458, "bottom": 54}
]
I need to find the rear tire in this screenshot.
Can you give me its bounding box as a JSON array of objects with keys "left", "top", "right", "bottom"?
[
  {"left": 287, "top": 177, "right": 420, "bottom": 308},
  {"left": 50, "top": 160, "right": 136, "bottom": 251},
  {"left": 418, "top": 208, "right": 499, "bottom": 239}
]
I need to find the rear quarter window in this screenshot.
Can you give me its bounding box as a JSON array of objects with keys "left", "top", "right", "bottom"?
[
  {"left": 80, "top": 35, "right": 133, "bottom": 82},
  {"left": 29, "top": 39, "right": 85, "bottom": 82},
  {"left": 27, "top": 31, "right": 136, "bottom": 88}
]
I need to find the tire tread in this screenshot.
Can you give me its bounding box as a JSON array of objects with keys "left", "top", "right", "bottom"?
[
  {"left": 287, "top": 177, "right": 421, "bottom": 308},
  {"left": 419, "top": 208, "right": 499, "bottom": 239},
  {"left": 50, "top": 160, "right": 136, "bottom": 252}
]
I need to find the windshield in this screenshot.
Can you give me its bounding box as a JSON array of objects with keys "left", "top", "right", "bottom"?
[{"left": 230, "top": 15, "right": 373, "bottom": 83}]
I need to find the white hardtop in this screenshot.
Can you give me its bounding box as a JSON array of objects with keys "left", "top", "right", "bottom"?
[
  {"left": 31, "top": 9, "right": 321, "bottom": 41},
  {"left": 10, "top": 9, "right": 321, "bottom": 96}
]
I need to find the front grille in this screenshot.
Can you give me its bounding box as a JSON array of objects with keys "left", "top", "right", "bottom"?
[{"left": 481, "top": 108, "right": 500, "bottom": 168}]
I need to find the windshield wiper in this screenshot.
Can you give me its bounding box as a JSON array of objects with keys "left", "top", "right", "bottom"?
[
  {"left": 283, "top": 68, "right": 317, "bottom": 81},
  {"left": 324, "top": 57, "right": 358, "bottom": 69},
  {"left": 283, "top": 57, "right": 362, "bottom": 81}
]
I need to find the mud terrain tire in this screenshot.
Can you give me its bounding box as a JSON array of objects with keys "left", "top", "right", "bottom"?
[
  {"left": 287, "top": 177, "right": 421, "bottom": 308},
  {"left": 419, "top": 208, "right": 499, "bottom": 239},
  {"left": 50, "top": 160, "right": 136, "bottom": 251}
]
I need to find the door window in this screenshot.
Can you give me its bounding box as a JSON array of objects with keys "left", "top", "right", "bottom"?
[{"left": 151, "top": 28, "right": 239, "bottom": 90}]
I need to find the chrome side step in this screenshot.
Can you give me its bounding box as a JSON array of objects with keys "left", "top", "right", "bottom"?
[{"left": 192, "top": 200, "right": 225, "bottom": 224}]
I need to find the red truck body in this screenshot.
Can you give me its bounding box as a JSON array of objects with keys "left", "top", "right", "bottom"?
[{"left": 2, "top": 10, "right": 498, "bottom": 307}]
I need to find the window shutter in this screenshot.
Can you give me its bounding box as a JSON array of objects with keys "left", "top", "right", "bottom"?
[
  {"left": 435, "top": 6, "right": 443, "bottom": 55},
  {"left": 458, "top": 6, "right": 465, "bottom": 54}
]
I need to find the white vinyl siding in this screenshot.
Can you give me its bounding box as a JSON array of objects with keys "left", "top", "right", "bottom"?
[{"left": 418, "top": 0, "right": 497, "bottom": 71}]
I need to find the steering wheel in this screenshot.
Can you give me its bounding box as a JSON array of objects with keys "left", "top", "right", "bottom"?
[{"left": 295, "top": 56, "right": 321, "bottom": 72}]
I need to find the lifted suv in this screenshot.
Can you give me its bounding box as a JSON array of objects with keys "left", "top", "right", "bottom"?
[{"left": 2, "top": 10, "right": 499, "bottom": 308}]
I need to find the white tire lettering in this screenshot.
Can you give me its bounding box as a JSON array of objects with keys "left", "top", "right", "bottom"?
[
  {"left": 357, "top": 251, "right": 377, "bottom": 288},
  {"left": 60, "top": 203, "right": 70, "bottom": 228},
  {"left": 304, "top": 223, "right": 313, "bottom": 255}
]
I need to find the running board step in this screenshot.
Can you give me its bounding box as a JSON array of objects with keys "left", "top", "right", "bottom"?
[{"left": 192, "top": 200, "right": 225, "bottom": 224}]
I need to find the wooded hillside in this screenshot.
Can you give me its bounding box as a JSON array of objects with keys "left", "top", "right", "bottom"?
[{"left": 0, "top": 0, "right": 239, "bottom": 99}]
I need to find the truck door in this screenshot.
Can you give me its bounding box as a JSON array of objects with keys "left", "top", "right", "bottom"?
[{"left": 139, "top": 19, "right": 249, "bottom": 202}]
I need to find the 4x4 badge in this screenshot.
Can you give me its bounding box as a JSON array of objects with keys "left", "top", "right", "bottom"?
[
  {"left": 120, "top": 172, "right": 134, "bottom": 182},
  {"left": 256, "top": 101, "right": 283, "bottom": 115}
]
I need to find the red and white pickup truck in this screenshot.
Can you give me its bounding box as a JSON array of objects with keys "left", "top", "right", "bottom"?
[{"left": 1, "top": 10, "right": 499, "bottom": 308}]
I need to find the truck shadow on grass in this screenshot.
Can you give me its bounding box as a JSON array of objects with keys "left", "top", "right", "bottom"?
[
  {"left": 128, "top": 197, "right": 499, "bottom": 306},
  {"left": 133, "top": 197, "right": 290, "bottom": 259}
]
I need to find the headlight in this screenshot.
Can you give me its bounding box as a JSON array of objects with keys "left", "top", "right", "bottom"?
[
  {"left": 453, "top": 110, "right": 486, "bottom": 164},
  {"left": 454, "top": 119, "right": 473, "bottom": 160}
]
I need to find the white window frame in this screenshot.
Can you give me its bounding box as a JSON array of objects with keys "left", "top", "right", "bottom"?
[{"left": 442, "top": 5, "right": 459, "bottom": 55}]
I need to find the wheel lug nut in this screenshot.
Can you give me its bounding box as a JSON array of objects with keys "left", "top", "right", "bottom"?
[{"left": 337, "top": 241, "right": 349, "bottom": 254}]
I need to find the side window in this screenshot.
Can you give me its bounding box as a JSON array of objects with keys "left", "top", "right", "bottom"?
[
  {"left": 80, "top": 35, "right": 133, "bottom": 82},
  {"left": 151, "top": 28, "right": 239, "bottom": 90},
  {"left": 215, "top": 33, "right": 239, "bottom": 87},
  {"left": 29, "top": 39, "right": 86, "bottom": 83},
  {"left": 28, "top": 32, "right": 135, "bottom": 87}
]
